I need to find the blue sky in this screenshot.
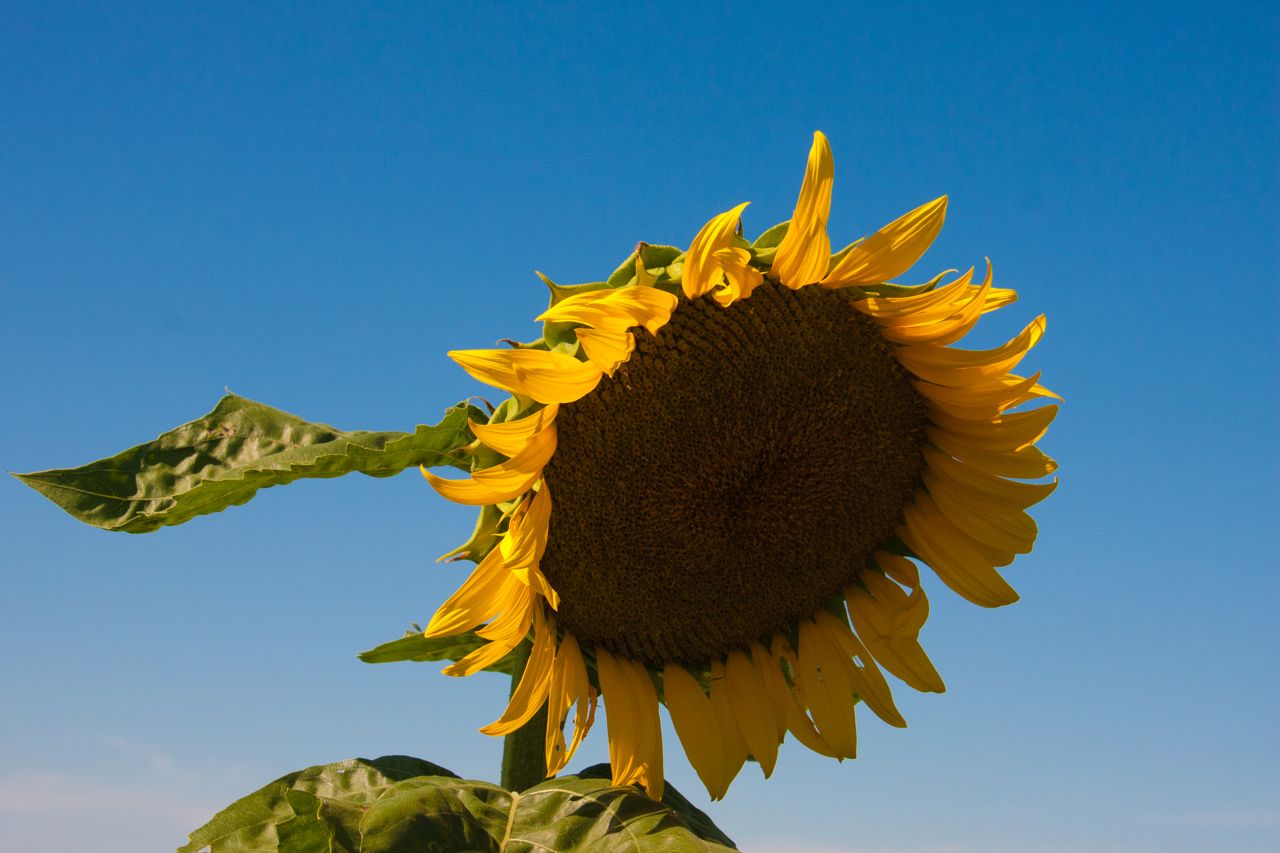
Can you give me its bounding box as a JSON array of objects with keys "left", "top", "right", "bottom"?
[{"left": 2, "top": 2, "right": 1276, "bottom": 851}]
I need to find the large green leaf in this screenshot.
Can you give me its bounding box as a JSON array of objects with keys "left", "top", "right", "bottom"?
[
  {"left": 358, "top": 631, "right": 520, "bottom": 676},
  {"left": 15, "top": 394, "right": 483, "bottom": 533},
  {"left": 180, "top": 756, "right": 737, "bottom": 852}
]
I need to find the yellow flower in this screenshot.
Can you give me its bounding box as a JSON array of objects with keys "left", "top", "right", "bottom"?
[{"left": 421, "top": 132, "right": 1059, "bottom": 801}]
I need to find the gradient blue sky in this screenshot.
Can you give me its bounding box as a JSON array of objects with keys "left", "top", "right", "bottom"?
[{"left": 3, "top": 3, "right": 1277, "bottom": 851}]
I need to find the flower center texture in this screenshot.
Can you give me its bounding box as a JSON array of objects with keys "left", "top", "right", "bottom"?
[{"left": 540, "top": 282, "right": 928, "bottom": 665}]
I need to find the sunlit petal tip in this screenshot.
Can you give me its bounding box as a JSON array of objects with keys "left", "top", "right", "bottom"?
[
  {"left": 683, "top": 202, "right": 753, "bottom": 299},
  {"left": 771, "top": 133, "right": 834, "bottom": 287},
  {"left": 823, "top": 194, "right": 949, "bottom": 288}
]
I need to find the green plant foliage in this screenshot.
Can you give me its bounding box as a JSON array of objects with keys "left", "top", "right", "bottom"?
[
  {"left": 358, "top": 631, "right": 520, "bottom": 676},
  {"left": 180, "top": 756, "right": 737, "bottom": 853},
  {"left": 15, "top": 394, "right": 483, "bottom": 533}
]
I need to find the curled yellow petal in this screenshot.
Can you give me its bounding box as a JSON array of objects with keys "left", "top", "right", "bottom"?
[
  {"left": 421, "top": 423, "right": 555, "bottom": 505},
  {"left": 469, "top": 404, "right": 559, "bottom": 458},
  {"left": 536, "top": 294, "right": 633, "bottom": 330},
  {"left": 449, "top": 348, "right": 603, "bottom": 404},
  {"left": 897, "top": 316, "right": 1046, "bottom": 387},
  {"left": 424, "top": 546, "right": 508, "bottom": 638},
  {"left": 575, "top": 327, "right": 635, "bottom": 376},
  {"left": 498, "top": 486, "right": 560, "bottom": 609},
  {"left": 545, "top": 633, "right": 596, "bottom": 775},
  {"left": 771, "top": 131, "right": 833, "bottom": 288},
  {"left": 846, "top": 555, "right": 946, "bottom": 694},
  {"left": 823, "top": 195, "right": 948, "bottom": 287},
  {"left": 711, "top": 246, "right": 765, "bottom": 307},
  {"left": 899, "top": 494, "right": 1020, "bottom": 608},
  {"left": 683, "top": 202, "right": 751, "bottom": 299},
  {"left": 815, "top": 609, "right": 906, "bottom": 729},
  {"left": 917, "top": 373, "right": 1059, "bottom": 421},
  {"left": 480, "top": 607, "right": 554, "bottom": 735},
  {"left": 442, "top": 582, "right": 533, "bottom": 676},
  {"left": 601, "top": 285, "right": 678, "bottom": 335}
]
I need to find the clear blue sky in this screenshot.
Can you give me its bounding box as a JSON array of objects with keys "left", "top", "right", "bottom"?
[{"left": 3, "top": 3, "right": 1276, "bottom": 851}]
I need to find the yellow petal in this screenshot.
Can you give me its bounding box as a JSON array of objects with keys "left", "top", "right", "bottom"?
[
  {"left": 899, "top": 494, "right": 1019, "bottom": 607},
  {"left": 684, "top": 203, "right": 751, "bottom": 299},
  {"left": 875, "top": 262, "right": 994, "bottom": 346},
  {"left": 545, "top": 633, "right": 595, "bottom": 775},
  {"left": 855, "top": 267, "right": 974, "bottom": 319},
  {"left": 442, "top": 582, "right": 534, "bottom": 676},
  {"left": 823, "top": 196, "right": 948, "bottom": 287},
  {"left": 771, "top": 131, "right": 834, "bottom": 288},
  {"left": 711, "top": 246, "right": 765, "bottom": 307},
  {"left": 924, "top": 470, "right": 1039, "bottom": 554},
  {"left": 929, "top": 404, "right": 1059, "bottom": 450},
  {"left": 762, "top": 637, "right": 838, "bottom": 758},
  {"left": 708, "top": 659, "right": 749, "bottom": 791},
  {"left": 449, "top": 348, "right": 603, "bottom": 404},
  {"left": 421, "top": 423, "right": 555, "bottom": 505},
  {"left": 917, "top": 373, "right": 1059, "bottom": 421},
  {"left": 597, "top": 650, "right": 664, "bottom": 799},
  {"left": 814, "top": 610, "right": 906, "bottom": 729},
  {"left": 928, "top": 428, "right": 1058, "bottom": 478},
  {"left": 725, "top": 649, "right": 779, "bottom": 777},
  {"left": 424, "top": 546, "right": 509, "bottom": 638},
  {"left": 846, "top": 558, "right": 946, "bottom": 694},
  {"left": 498, "top": 486, "right": 560, "bottom": 609},
  {"left": 896, "top": 316, "right": 1046, "bottom": 387},
  {"left": 796, "top": 618, "right": 858, "bottom": 758},
  {"left": 480, "top": 607, "right": 555, "bottom": 735},
  {"left": 576, "top": 327, "right": 635, "bottom": 376},
  {"left": 545, "top": 642, "right": 573, "bottom": 774},
  {"left": 924, "top": 446, "right": 1058, "bottom": 510},
  {"left": 469, "top": 404, "right": 560, "bottom": 459},
  {"left": 663, "top": 663, "right": 728, "bottom": 799},
  {"left": 602, "top": 285, "right": 678, "bottom": 335},
  {"left": 634, "top": 256, "right": 656, "bottom": 289},
  {"left": 536, "top": 293, "right": 635, "bottom": 331}
]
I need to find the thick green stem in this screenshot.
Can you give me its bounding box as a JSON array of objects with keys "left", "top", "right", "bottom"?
[{"left": 500, "top": 639, "right": 548, "bottom": 791}]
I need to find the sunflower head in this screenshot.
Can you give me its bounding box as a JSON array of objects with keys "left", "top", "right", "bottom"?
[{"left": 421, "top": 132, "right": 1059, "bottom": 801}]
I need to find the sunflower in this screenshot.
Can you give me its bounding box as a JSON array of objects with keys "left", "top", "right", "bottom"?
[{"left": 420, "top": 132, "right": 1058, "bottom": 801}]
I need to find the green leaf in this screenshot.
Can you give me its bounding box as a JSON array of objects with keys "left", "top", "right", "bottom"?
[
  {"left": 358, "top": 631, "right": 520, "bottom": 676},
  {"left": 15, "top": 394, "right": 483, "bottom": 533},
  {"left": 182, "top": 756, "right": 738, "bottom": 852},
  {"left": 180, "top": 756, "right": 459, "bottom": 853}
]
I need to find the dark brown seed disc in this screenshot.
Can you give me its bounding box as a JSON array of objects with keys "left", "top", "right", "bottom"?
[{"left": 539, "top": 281, "right": 927, "bottom": 667}]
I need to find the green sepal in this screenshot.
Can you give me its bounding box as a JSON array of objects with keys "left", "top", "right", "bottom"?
[
  {"left": 358, "top": 630, "right": 521, "bottom": 675},
  {"left": 15, "top": 394, "right": 483, "bottom": 534},
  {"left": 848, "top": 269, "right": 955, "bottom": 299},
  {"left": 181, "top": 756, "right": 738, "bottom": 852},
  {"left": 752, "top": 220, "right": 790, "bottom": 250},
  {"left": 604, "top": 243, "right": 685, "bottom": 288},
  {"left": 438, "top": 502, "right": 505, "bottom": 563}
]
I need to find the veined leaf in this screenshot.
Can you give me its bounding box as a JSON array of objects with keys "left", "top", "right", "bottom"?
[
  {"left": 15, "top": 394, "right": 483, "bottom": 533},
  {"left": 180, "top": 756, "right": 738, "bottom": 852}
]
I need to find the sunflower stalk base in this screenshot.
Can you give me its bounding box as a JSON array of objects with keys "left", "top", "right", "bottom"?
[{"left": 501, "top": 638, "right": 550, "bottom": 791}]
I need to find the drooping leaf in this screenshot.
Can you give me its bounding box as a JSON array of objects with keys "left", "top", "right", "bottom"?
[
  {"left": 16, "top": 394, "right": 483, "bottom": 533},
  {"left": 358, "top": 631, "right": 521, "bottom": 676},
  {"left": 181, "top": 756, "right": 738, "bottom": 853}
]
